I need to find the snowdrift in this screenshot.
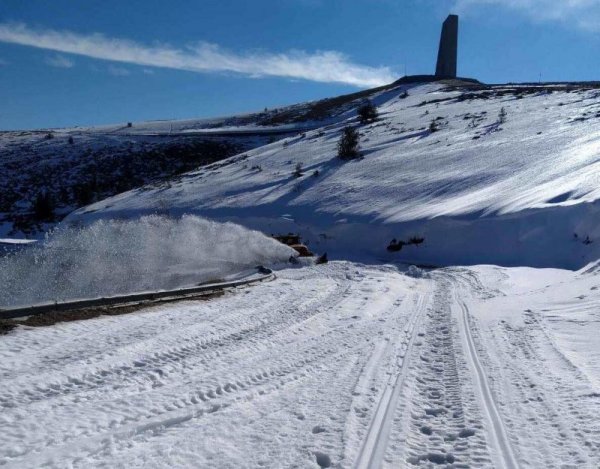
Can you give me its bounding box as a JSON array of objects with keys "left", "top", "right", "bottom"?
[
  {"left": 0, "top": 215, "right": 294, "bottom": 308},
  {"left": 67, "top": 83, "right": 600, "bottom": 269}
]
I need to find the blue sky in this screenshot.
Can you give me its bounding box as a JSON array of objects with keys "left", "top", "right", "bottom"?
[{"left": 1, "top": 0, "right": 600, "bottom": 130}]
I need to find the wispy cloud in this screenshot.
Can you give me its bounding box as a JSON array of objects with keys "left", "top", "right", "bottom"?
[
  {"left": 44, "top": 54, "right": 74, "bottom": 68},
  {"left": 454, "top": 0, "right": 600, "bottom": 32},
  {"left": 108, "top": 64, "right": 130, "bottom": 76},
  {"left": 0, "top": 22, "right": 396, "bottom": 87}
]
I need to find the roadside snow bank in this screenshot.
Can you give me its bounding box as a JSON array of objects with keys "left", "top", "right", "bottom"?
[{"left": 0, "top": 215, "right": 294, "bottom": 308}]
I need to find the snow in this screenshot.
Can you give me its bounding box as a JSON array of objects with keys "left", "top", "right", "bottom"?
[
  {"left": 67, "top": 83, "right": 600, "bottom": 269},
  {"left": 1, "top": 79, "right": 389, "bottom": 236},
  {"left": 2, "top": 261, "right": 599, "bottom": 467},
  {"left": 0, "top": 239, "right": 37, "bottom": 245},
  {"left": 4, "top": 80, "right": 600, "bottom": 467},
  {"left": 0, "top": 238, "right": 37, "bottom": 257},
  {"left": 0, "top": 215, "right": 294, "bottom": 309}
]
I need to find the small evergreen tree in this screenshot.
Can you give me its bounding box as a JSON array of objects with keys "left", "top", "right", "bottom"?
[
  {"left": 429, "top": 119, "right": 439, "bottom": 133},
  {"left": 68, "top": 136, "right": 74, "bottom": 144},
  {"left": 59, "top": 186, "right": 70, "bottom": 204},
  {"left": 293, "top": 162, "right": 303, "bottom": 178},
  {"left": 74, "top": 183, "right": 94, "bottom": 206},
  {"left": 498, "top": 107, "right": 507, "bottom": 124},
  {"left": 357, "top": 100, "right": 378, "bottom": 124},
  {"left": 32, "top": 191, "right": 54, "bottom": 221},
  {"left": 338, "top": 126, "right": 360, "bottom": 160}
]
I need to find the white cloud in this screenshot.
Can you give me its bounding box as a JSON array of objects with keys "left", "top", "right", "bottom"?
[
  {"left": 44, "top": 54, "right": 74, "bottom": 68},
  {"left": 454, "top": 0, "right": 600, "bottom": 31},
  {"left": 108, "top": 64, "right": 130, "bottom": 76},
  {"left": 0, "top": 23, "right": 396, "bottom": 87}
]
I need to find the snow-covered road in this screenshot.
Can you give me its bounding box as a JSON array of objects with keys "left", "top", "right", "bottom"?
[{"left": 1, "top": 262, "right": 599, "bottom": 468}]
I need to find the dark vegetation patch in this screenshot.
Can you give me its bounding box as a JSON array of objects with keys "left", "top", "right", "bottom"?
[
  {"left": 338, "top": 126, "right": 361, "bottom": 160},
  {"left": 0, "top": 291, "right": 223, "bottom": 333},
  {"left": 357, "top": 100, "right": 379, "bottom": 124},
  {"left": 387, "top": 236, "right": 425, "bottom": 252},
  {"left": 418, "top": 83, "right": 600, "bottom": 109},
  {"left": 0, "top": 134, "right": 247, "bottom": 234},
  {"left": 0, "top": 320, "right": 17, "bottom": 335},
  {"left": 416, "top": 96, "right": 456, "bottom": 107}
]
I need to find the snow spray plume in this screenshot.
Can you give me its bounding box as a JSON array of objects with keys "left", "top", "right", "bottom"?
[{"left": 0, "top": 215, "right": 294, "bottom": 308}]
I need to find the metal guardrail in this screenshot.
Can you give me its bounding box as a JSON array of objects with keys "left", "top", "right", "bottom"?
[{"left": 0, "top": 267, "right": 274, "bottom": 320}]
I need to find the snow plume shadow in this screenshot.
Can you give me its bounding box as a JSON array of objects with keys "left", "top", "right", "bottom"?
[{"left": 0, "top": 215, "right": 295, "bottom": 308}]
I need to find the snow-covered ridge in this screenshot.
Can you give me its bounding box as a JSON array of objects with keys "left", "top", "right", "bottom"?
[{"left": 68, "top": 82, "right": 600, "bottom": 269}]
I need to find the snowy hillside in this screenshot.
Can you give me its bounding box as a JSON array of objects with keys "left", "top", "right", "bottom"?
[
  {"left": 0, "top": 131, "right": 244, "bottom": 236},
  {"left": 1, "top": 82, "right": 389, "bottom": 237},
  {"left": 5, "top": 79, "right": 600, "bottom": 469},
  {"left": 68, "top": 82, "right": 600, "bottom": 269}
]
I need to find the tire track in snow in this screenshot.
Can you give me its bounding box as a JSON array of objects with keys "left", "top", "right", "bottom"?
[
  {"left": 481, "top": 306, "right": 600, "bottom": 466},
  {"left": 1, "top": 264, "right": 398, "bottom": 467},
  {"left": 0, "top": 278, "right": 351, "bottom": 409},
  {"left": 441, "top": 267, "right": 600, "bottom": 467},
  {"left": 453, "top": 287, "right": 520, "bottom": 469},
  {"left": 385, "top": 277, "right": 492, "bottom": 467},
  {"left": 3, "top": 348, "right": 337, "bottom": 468},
  {"left": 353, "top": 289, "right": 429, "bottom": 469},
  {"left": 0, "top": 289, "right": 287, "bottom": 380}
]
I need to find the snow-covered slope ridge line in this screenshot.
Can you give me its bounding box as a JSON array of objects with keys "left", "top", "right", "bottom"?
[{"left": 68, "top": 82, "right": 600, "bottom": 269}]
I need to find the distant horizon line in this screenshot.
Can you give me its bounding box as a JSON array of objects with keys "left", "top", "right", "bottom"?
[{"left": 5, "top": 77, "right": 600, "bottom": 132}]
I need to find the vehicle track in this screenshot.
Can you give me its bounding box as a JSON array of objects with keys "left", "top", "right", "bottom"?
[
  {"left": 1, "top": 263, "right": 411, "bottom": 467},
  {"left": 353, "top": 290, "right": 429, "bottom": 469},
  {"left": 455, "top": 292, "right": 520, "bottom": 469},
  {"left": 0, "top": 277, "right": 351, "bottom": 408},
  {"left": 435, "top": 269, "right": 520, "bottom": 468},
  {"left": 478, "top": 303, "right": 600, "bottom": 467},
  {"left": 8, "top": 262, "right": 590, "bottom": 468},
  {"left": 374, "top": 276, "right": 489, "bottom": 467},
  {"left": 344, "top": 268, "right": 514, "bottom": 468}
]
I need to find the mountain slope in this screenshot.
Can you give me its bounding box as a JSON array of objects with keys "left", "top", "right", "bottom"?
[
  {"left": 68, "top": 82, "right": 600, "bottom": 268},
  {"left": 1, "top": 81, "right": 404, "bottom": 237}
]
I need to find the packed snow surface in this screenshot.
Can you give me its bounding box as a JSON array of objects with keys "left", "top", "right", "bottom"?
[
  {"left": 0, "top": 215, "right": 294, "bottom": 308},
  {"left": 2, "top": 261, "right": 600, "bottom": 467},
  {"left": 68, "top": 83, "right": 600, "bottom": 268}
]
